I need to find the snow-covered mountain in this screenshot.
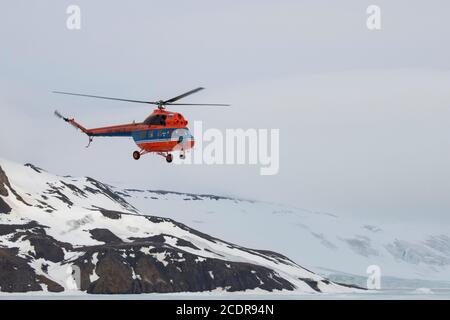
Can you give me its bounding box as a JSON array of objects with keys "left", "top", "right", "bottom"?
[
  {"left": 0, "top": 158, "right": 357, "bottom": 295},
  {"left": 115, "top": 185, "right": 450, "bottom": 287}
]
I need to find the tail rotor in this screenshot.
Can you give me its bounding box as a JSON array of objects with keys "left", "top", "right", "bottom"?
[{"left": 54, "top": 110, "right": 68, "bottom": 121}]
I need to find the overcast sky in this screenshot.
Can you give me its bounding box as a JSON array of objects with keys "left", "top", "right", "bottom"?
[{"left": 1, "top": 1, "right": 450, "bottom": 223}]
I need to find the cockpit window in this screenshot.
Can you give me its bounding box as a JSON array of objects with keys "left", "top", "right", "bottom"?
[
  {"left": 171, "top": 128, "right": 190, "bottom": 139},
  {"left": 144, "top": 114, "right": 167, "bottom": 126}
]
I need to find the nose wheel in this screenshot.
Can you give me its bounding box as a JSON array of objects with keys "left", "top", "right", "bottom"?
[{"left": 133, "top": 151, "right": 141, "bottom": 160}]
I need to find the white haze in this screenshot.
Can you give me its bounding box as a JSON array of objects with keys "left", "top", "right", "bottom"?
[{"left": 0, "top": 1, "right": 450, "bottom": 223}]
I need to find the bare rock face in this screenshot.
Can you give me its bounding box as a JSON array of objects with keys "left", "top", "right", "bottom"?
[
  {"left": 88, "top": 251, "right": 137, "bottom": 294},
  {"left": 71, "top": 240, "right": 297, "bottom": 294},
  {"left": 0, "top": 248, "right": 40, "bottom": 292},
  {"left": 0, "top": 198, "right": 11, "bottom": 214},
  {"left": 0, "top": 217, "right": 314, "bottom": 294},
  {"left": 0, "top": 165, "right": 30, "bottom": 209},
  {"left": 89, "top": 229, "right": 123, "bottom": 244},
  {"left": 0, "top": 166, "right": 12, "bottom": 214},
  {"left": 0, "top": 247, "right": 62, "bottom": 293},
  {"left": 0, "top": 167, "right": 8, "bottom": 197}
]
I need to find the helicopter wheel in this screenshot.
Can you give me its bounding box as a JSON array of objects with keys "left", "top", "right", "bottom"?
[
  {"left": 166, "top": 154, "right": 173, "bottom": 163},
  {"left": 133, "top": 151, "right": 141, "bottom": 160}
]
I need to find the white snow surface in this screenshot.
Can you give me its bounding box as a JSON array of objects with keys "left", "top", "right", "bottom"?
[
  {"left": 117, "top": 182, "right": 450, "bottom": 284},
  {"left": 0, "top": 158, "right": 358, "bottom": 294}
]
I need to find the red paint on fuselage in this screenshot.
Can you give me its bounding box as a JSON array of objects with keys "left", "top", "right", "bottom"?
[
  {"left": 68, "top": 109, "right": 195, "bottom": 153},
  {"left": 137, "top": 139, "right": 195, "bottom": 152}
]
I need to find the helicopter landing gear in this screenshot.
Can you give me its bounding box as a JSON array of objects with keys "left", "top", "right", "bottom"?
[
  {"left": 133, "top": 151, "right": 141, "bottom": 160},
  {"left": 133, "top": 149, "right": 149, "bottom": 160},
  {"left": 156, "top": 152, "right": 173, "bottom": 163}
]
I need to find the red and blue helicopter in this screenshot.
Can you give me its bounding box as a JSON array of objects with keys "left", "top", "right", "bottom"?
[{"left": 54, "top": 87, "right": 229, "bottom": 162}]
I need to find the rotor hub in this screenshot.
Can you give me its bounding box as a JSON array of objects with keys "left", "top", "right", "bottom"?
[{"left": 157, "top": 100, "right": 166, "bottom": 109}]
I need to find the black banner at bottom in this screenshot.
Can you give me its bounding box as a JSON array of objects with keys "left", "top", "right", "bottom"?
[{"left": 0, "top": 299, "right": 447, "bottom": 318}]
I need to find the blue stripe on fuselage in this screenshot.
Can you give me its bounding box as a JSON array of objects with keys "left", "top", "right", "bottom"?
[
  {"left": 90, "top": 131, "right": 132, "bottom": 137},
  {"left": 132, "top": 128, "right": 193, "bottom": 143}
]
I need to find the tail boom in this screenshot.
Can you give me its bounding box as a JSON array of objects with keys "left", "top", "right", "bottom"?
[{"left": 55, "top": 110, "right": 143, "bottom": 137}]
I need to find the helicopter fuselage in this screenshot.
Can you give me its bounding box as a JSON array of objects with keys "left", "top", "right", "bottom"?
[{"left": 65, "top": 109, "right": 195, "bottom": 158}]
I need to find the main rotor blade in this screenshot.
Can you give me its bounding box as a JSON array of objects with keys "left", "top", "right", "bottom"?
[
  {"left": 167, "top": 103, "right": 230, "bottom": 106},
  {"left": 53, "top": 91, "right": 158, "bottom": 105},
  {"left": 163, "top": 87, "right": 205, "bottom": 104}
]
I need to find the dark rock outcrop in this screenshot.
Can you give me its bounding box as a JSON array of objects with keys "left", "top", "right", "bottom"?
[
  {"left": 0, "top": 166, "right": 9, "bottom": 197},
  {"left": 0, "top": 248, "right": 42, "bottom": 292},
  {"left": 0, "top": 198, "right": 11, "bottom": 214},
  {"left": 90, "top": 229, "right": 122, "bottom": 244},
  {"left": 0, "top": 165, "right": 12, "bottom": 214},
  {"left": 0, "top": 165, "right": 31, "bottom": 207},
  {"left": 0, "top": 217, "right": 300, "bottom": 294},
  {"left": 85, "top": 177, "right": 137, "bottom": 213},
  {"left": 24, "top": 163, "right": 44, "bottom": 173},
  {"left": 91, "top": 206, "right": 123, "bottom": 219},
  {"left": 71, "top": 242, "right": 296, "bottom": 294}
]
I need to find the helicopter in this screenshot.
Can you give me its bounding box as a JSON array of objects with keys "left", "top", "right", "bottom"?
[{"left": 53, "top": 87, "right": 229, "bottom": 163}]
